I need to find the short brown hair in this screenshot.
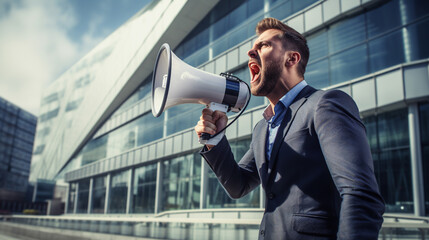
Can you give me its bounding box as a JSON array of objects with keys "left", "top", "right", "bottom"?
[{"left": 256, "top": 18, "right": 309, "bottom": 77}]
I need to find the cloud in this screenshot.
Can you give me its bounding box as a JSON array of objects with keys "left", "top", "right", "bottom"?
[{"left": 0, "top": 0, "right": 95, "bottom": 116}]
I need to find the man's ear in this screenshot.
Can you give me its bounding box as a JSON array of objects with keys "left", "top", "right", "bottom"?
[{"left": 285, "top": 51, "right": 301, "bottom": 67}]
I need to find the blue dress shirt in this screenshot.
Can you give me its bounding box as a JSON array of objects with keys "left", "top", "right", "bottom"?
[{"left": 263, "top": 80, "right": 308, "bottom": 160}]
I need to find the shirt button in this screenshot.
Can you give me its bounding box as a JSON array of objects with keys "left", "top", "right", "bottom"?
[{"left": 267, "top": 193, "right": 275, "bottom": 199}]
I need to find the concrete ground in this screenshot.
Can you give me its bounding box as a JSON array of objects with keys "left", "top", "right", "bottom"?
[{"left": 0, "top": 222, "right": 160, "bottom": 240}]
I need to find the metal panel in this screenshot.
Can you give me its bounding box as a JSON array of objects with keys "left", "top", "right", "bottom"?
[
  {"left": 238, "top": 113, "right": 252, "bottom": 138},
  {"left": 205, "top": 62, "right": 215, "bottom": 74},
  {"left": 376, "top": 69, "right": 404, "bottom": 106},
  {"left": 341, "top": 0, "right": 360, "bottom": 12},
  {"left": 227, "top": 48, "right": 239, "bottom": 70},
  {"left": 335, "top": 85, "right": 352, "bottom": 96},
  {"left": 164, "top": 137, "right": 173, "bottom": 156},
  {"left": 287, "top": 14, "right": 304, "bottom": 33},
  {"left": 305, "top": 5, "right": 322, "bottom": 32},
  {"left": 173, "top": 135, "right": 182, "bottom": 154},
  {"left": 323, "top": 0, "right": 341, "bottom": 22},
  {"left": 404, "top": 63, "right": 429, "bottom": 100},
  {"left": 182, "top": 131, "right": 193, "bottom": 151},
  {"left": 215, "top": 55, "right": 227, "bottom": 74},
  {"left": 157, "top": 141, "right": 165, "bottom": 158},
  {"left": 239, "top": 41, "right": 252, "bottom": 65},
  {"left": 352, "top": 78, "right": 376, "bottom": 111}
]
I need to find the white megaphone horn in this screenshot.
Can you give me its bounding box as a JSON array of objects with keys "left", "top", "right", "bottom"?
[{"left": 151, "top": 43, "right": 250, "bottom": 143}]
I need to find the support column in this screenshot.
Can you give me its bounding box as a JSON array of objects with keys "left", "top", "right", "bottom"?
[
  {"left": 200, "top": 157, "right": 209, "bottom": 209},
  {"left": 73, "top": 183, "right": 79, "bottom": 214},
  {"left": 408, "top": 104, "right": 425, "bottom": 216},
  {"left": 87, "top": 178, "right": 94, "bottom": 214},
  {"left": 64, "top": 184, "right": 70, "bottom": 214},
  {"left": 126, "top": 169, "right": 134, "bottom": 214},
  {"left": 154, "top": 161, "right": 164, "bottom": 214},
  {"left": 104, "top": 174, "right": 111, "bottom": 214}
]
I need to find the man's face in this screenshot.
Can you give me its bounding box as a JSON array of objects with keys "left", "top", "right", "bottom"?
[{"left": 248, "top": 29, "right": 286, "bottom": 96}]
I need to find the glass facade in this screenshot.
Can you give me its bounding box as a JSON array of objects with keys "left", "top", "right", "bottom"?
[
  {"left": 132, "top": 164, "right": 157, "bottom": 213},
  {"left": 91, "top": 175, "right": 107, "bottom": 213},
  {"left": 175, "top": 0, "right": 318, "bottom": 67},
  {"left": 306, "top": 0, "right": 429, "bottom": 88},
  {"left": 363, "top": 109, "right": 412, "bottom": 213},
  {"left": 207, "top": 139, "right": 260, "bottom": 208},
  {"left": 161, "top": 153, "right": 201, "bottom": 211},
  {"left": 0, "top": 97, "right": 36, "bottom": 197},
  {"left": 109, "top": 171, "right": 130, "bottom": 213},
  {"left": 76, "top": 179, "right": 90, "bottom": 213}
]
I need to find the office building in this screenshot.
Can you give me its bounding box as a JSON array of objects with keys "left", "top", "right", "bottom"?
[
  {"left": 0, "top": 96, "right": 36, "bottom": 207},
  {"left": 30, "top": 0, "right": 428, "bottom": 223}
]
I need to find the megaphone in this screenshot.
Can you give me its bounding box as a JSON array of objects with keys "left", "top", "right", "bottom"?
[
  {"left": 151, "top": 43, "right": 250, "bottom": 143},
  {"left": 151, "top": 43, "right": 249, "bottom": 117}
]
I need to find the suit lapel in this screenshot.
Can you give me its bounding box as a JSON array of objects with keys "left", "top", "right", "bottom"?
[
  {"left": 253, "top": 120, "right": 269, "bottom": 186},
  {"left": 267, "top": 86, "right": 317, "bottom": 183}
]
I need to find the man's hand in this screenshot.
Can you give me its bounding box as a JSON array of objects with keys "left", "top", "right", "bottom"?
[{"left": 195, "top": 108, "right": 228, "bottom": 149}]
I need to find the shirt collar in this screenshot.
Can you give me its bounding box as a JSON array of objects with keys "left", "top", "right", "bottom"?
[{"left": 262, "top": 80, "right": 308, "bottom": 121}]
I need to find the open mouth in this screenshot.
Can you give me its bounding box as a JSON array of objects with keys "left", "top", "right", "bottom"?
[{"left": 249, "top": 62, "right": 261, "bottom": 83}]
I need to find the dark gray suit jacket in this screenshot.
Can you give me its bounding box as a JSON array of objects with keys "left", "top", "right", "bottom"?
[{"left": 201, "top": 86, "right": 385, "bottom": 239}]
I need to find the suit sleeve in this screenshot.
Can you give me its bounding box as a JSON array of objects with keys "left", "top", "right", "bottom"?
[
  {"left": 313, "top": 90, "right": 385, "bottom": 239},
  {"left": 200, "top": 134, "right": 261, "bottom": 199}
]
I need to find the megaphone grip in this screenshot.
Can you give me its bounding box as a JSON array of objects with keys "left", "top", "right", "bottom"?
[
  {"left": 198, "top": 102, "right": 228, "bottom": 145},
  {"left": 200, "top": 133, "right": 211, "bottom": 141}
]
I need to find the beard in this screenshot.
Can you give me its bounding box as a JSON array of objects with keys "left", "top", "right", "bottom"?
[{"left": 251, "top": 59, "right": 282, "bottom": 96}]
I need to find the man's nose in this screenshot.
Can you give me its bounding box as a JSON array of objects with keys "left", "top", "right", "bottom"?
[{"left": 248, "top": 48, "right": 257, "bottom": 58}]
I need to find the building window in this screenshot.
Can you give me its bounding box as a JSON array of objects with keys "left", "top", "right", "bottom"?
[
  {"left": 132, "top": 164, "right": 157, "bottom": 213},
  {"left": 91, "top": 175, "right": 107, "bottom": 214},
  {"left": 363, "top": 108, "right": 413, "bottom": 213},
  {"left": 109, "top": 171, "right": 130, "bottom": 213},
  {"left": 76, "top": 179, "right": 90, "bottom": 213},
  {"left": 419, "top": 103, "right": 429, "bottom": 216},
  {"left": 161, "top": 153, "right": 201, "bottom": 211},
  {"left": 67, "top": 183, "right": 77, "bottom": 213},
  {"left": 206, "top": 138, "right": 260, "bottom": 208}
]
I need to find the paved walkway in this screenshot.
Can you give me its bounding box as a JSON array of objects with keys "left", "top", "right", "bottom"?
[{"left": 0, "top": 222, "right": 160, "bottom": 240}]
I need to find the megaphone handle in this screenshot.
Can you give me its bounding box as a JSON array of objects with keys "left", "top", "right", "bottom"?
[{"left": 199, "top": 102, "right": 228, "bottom": 145}]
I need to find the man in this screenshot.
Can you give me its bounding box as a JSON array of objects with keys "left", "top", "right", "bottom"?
[{"left": 195, "top": 18, "right": 385, "bottom": 239}]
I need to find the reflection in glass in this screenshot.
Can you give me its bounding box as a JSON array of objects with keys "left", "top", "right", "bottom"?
[
  {"left": 166, "top": 105, "right": 202, "bottom": 136},
  {"left": 91, "top": 175, "right": 107, "bottom": 213},
  {"left": 330, "top": 45, "right": 368, "bottom": 85},
  {"left": 363, "top": 108, "right": 413, "bottom": 213},
  {"left": 161, "top": 153, "right": 201, "bottom": 211},
  {"left": 306, "top": 59, "right": 329, "bottom": 89},
  {"left": 67, "top": 183, "right": 77, "bottom": 213},
  {"left": 269, "top": 1, "right": 292, "bottom": 21},
  {"left": 109, "top": 171, "right": 130, "bottom": 213},
  {"left": 307, "top": 30, "right": 328, "bottom": 63},
  {"left": 329, "top": 14, "right": 365, "bottom": 54},
  {"left": 76, "top": 179, "right": 90, "bottom": 213},
  {"left": 369, "top": 30, "right": 404, "bottom": 72},
  {"left": 366, "top": 0, "right": 400, "bottom": 38},
  {"left": 406, "top": 18, "right": 429, "bottom": 62},
  {"left": 207, "top": 138, "right": 260, "bottom": 208},
  {"left": 133, "top": 164, "right": 157, "bottom": 213}
]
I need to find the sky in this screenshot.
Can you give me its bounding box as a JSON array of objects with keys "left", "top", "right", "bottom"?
[{"left": 0, "top": 0, "right": 152, "bottom": 116}]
